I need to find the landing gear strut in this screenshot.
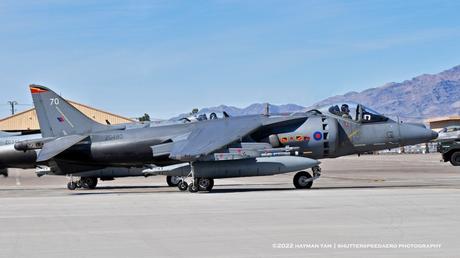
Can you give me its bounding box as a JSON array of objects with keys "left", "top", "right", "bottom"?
[
  {"left": 293, "top": 166, "right": 321, "bottom": 189},
  {"left": 66, "top": 176, "right": 98, "bottom": 190},
  {"left": 189, "top": 179, "right": 199, "bottom": 193},
  {"left": 177, "top": 163, "right": 215, "bottom": 193}
]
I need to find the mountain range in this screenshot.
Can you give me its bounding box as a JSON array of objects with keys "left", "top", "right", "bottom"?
[{"left": 182, "top": 65, "right": 460, "bottom": 122}]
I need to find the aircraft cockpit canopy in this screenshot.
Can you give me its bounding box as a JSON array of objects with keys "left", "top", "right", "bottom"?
[
  {"left": 180, "top": 112, "right": 230, "bottom": 123},
  {"left": 323, "top": 102, "right": 389, "bottom": 123}
]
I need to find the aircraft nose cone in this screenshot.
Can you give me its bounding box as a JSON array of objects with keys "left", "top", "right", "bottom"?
[
  {"left": 431, "top": 130, "right": 439, "bottom": 140},
  {"left": 400, "top": 123, "right": 438, "bottom": 145}
]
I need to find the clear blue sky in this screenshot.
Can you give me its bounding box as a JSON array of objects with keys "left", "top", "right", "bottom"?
[{"left": 0, "top": 0, "right": 459, "bottom": 119}]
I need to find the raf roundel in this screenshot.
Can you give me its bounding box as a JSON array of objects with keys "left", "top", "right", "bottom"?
[{"left": 313, "top": 131, "right": 323, "bottom": 141}]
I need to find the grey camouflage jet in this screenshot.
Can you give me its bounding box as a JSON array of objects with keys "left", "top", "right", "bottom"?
[
  {"left": 0, "top": 115, "right": 176, "bottom": 184},
  {"left": 21, "top": 85, "right": 319, "bottom": 191},
  {"left": 19, "top": 85, "right": 437, "bottom": 192},
  {"left": 0, "top": 132, "right": 41, "bottom": 177}
]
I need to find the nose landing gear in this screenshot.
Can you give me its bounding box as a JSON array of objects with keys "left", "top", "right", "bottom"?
[{"left": 293, "top": 166, "right": 321, "bottom": 189}]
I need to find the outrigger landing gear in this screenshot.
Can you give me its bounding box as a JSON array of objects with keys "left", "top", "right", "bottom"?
[{"left": 293, "top": 166, "right": 321, "bottom": 189}]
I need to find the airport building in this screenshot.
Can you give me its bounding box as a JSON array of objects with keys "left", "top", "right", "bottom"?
[
  {"left": 0, "top": 100, "right": 134, "bottom": 133},
  {"left": 426, "top": 116, "right": 460, "bottom": 132}
]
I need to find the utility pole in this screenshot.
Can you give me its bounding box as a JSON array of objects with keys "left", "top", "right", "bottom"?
[
  {"left": 264, "top": 103, "right": 270, "bottom": 116},
  {"left": 8, "top": 101, "right": 18, "bottom": 115}
]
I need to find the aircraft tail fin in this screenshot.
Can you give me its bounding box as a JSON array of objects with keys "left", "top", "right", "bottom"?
[{"left": 30, "top": 85, "right": 113, "bottom": 137}]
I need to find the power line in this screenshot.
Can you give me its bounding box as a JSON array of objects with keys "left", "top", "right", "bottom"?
[{"left": 4, "top": 101, "right": 33, "bottom": 115}]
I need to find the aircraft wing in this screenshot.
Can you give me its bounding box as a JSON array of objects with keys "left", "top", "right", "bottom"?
[
  {"left": 169, "top": 116, "right": 263, "bottom": 161},
  {"left": 37, "top": 134, "right": 88, "bottom": 162},
  {"left": 0, "top": 131, "right": 21, "bottom": 137}
]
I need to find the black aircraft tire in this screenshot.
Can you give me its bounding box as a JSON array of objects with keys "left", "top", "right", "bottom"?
[
  {"left": 189, "top": 183, "right": 199, "bottom": 193},
  {"left": 167, "top": 176, "right": 181, "bottom": 187},
  {"left": 87, "top": 178, "right": 98, "bottom": 189},
  {"left": 450, "top": 152, "right": 460, "bottom": 166},
  {"left": 293, "top": 171, "right": 313, "bottom": 189},
  {"left": 206, "top": 178, "right": 215, "bottom": 192},
  {"left": 67, "top": 182, "right": 77, "bottom": 191},
  {"left": 81, "top": 177, "right": 98, "bottom": 189},
  {"left": 178, "top": 181, "right": 188, "bottom": 191},
  {"left": 198, "top": 178, "right": 214, "bottom": 192}
]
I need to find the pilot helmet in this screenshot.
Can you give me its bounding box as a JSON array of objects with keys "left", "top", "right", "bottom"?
[{"left": 341, "top": 104, "right": 350, "bottom": 113}]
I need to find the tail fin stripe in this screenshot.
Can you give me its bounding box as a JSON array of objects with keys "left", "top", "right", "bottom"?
[{"left": 55, "top": 106, "right": 75, "bottom": 128}]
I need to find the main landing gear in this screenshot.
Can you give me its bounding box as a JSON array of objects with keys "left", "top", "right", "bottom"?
[
  {"left": 178, "top": 178, "right": 214, "bottom": 193},
  {"left": 67, "top": 176, "right": 98, "bottom": 190},
  {"left": 177, "top": 162, "right": 214, "bottom": 193},
  {"left": 293, "top": 166, "right": 321, "bottom": 189}
]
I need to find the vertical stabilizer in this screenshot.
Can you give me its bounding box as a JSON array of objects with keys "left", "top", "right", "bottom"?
[{"left": 30, "top": 85, "right": 113, "bottom": 137}]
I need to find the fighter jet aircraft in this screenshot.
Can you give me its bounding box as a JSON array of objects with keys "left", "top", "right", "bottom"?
[
  {"left": 0, "top": 132, "right": 41, "bottom": 177},
  {"left": 21, "top": 85, "right": 320, "bottom": 191},
  {"left": 145, "top": 102, "right": 438, "bottom": 189},
  {"left": 0, "top": 131, "right": 150, "bottom": 183},
  {"left": 0, "top": 116, "right": 182, "bottom": 186},
  {"left": 22, "top": 85, "right": 437, "bottom": 192},
  {"left": 437, "top": 126, "right": 460, "bottom": 141},
  {"left": 279, "top": 102, "right": 439, "bottom": 159}
]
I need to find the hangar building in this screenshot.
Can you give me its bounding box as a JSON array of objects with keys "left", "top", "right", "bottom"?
[
  {"left": 0, "top": 100, "right": 134, "bottom": 133},
  {"left": 426, "top": 116, "right": 460, "bottom": 132}
]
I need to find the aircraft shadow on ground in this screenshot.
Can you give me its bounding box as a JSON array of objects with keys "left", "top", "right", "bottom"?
[
  {"left": 207, "top": 184, "right": 451, "bottom": 194},
  {"left": 69, "top": 183, "right": 452, "bottom": 195}
]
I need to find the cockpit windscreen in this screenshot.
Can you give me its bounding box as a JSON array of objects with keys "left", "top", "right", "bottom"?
[
  {"left": 327, "top": 103, "right": 359, "bottom": 121},
  {"left": 324, "top": 103, "right": 389, "bottom": 123}
]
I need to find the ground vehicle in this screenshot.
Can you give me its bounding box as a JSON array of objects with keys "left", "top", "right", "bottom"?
[{"left": 438, "top": 139, "right": 460, "bottom": 166}]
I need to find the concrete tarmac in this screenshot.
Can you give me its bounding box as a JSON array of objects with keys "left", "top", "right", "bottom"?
[{"left": 0, "top": 153, "right": 459, "bottom": 257}]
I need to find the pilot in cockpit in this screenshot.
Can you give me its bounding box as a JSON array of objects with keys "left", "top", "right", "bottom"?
[
  {"left": 341, "top": 104, "right": 352, "bottom": 119},
  {"left": 210, "top": 113, "right": 218, "bottom": 120}
]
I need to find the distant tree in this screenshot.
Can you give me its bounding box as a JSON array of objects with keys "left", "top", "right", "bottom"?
[{"left": 139, "top": 113, "right": 151, "bottom": 122}]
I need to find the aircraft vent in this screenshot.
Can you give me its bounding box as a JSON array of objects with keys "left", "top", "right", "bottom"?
[{"left": 321, "top": 116, "right": 330, "bottom": 157}]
